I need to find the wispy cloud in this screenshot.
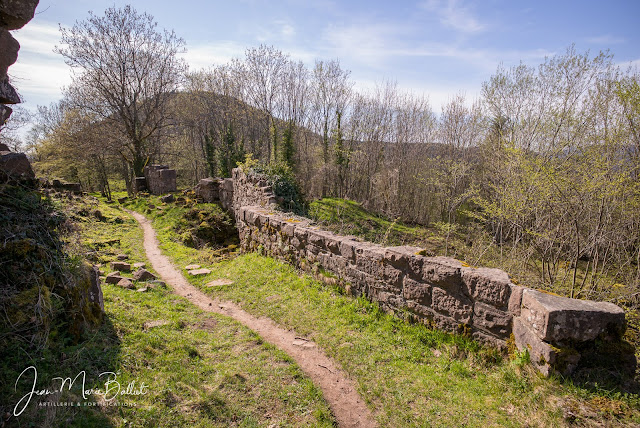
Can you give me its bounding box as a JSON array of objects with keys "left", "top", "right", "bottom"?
[
  {"left": 420, "top": 0, "right": 485, "bottom": 33},
  {"left": 585, "top": 34, "right": 625, "bottom": 45},
  {"left": 10, "top": 21, "right": 71, "bottom": 106},
  {"left": 181, "top": 41, "right": 246, "bottom": 70}
]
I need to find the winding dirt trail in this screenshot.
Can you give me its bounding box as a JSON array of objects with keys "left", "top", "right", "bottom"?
[{"left": 126, "top": 210, "right": 377, "bottom": 428}]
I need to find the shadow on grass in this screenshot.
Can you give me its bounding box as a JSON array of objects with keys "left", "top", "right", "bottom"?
[{"left": 0, "top": 315, "right": 122, "bottom": 428}]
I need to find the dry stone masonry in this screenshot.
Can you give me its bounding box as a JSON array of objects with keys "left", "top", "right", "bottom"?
[
  {"left": 141, "top": 164, "right": 177, "bottom": 195},
  {"left": 196, "top": 168, "right": 633, "bottom": 376}
]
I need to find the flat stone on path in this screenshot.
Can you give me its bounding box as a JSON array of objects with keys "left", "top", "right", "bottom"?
[
  {"left": 292, "top": 338, "right": 316, "bottom": 349},
  {"left": 188, "top": 268, "right": 211, "bottom": 276},
  {"left": 184, "top": 264, "right": 201, "bottom": 270},
  {"left": 205, "top": 279, "right": 234, "bottom": 287}
]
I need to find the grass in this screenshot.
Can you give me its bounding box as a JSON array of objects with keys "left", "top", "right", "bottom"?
[
  {"left": 121, "top": 193, "right": 640, "bottom": 427},
  {"left": 2, "top": 194, "right": 334, "bottom": 427}
]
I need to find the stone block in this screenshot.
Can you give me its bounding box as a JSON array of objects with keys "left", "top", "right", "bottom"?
[
  {"left": 382, "top": 264, "right": 403, "bottom": 288},
  {"left": 471, "top": 329, "right": 507, "bottom": 350},
  {"left": 282, "top": 222, "right": 296, "bottom": 237},
  {"left": 472, "top": 302, "right": 511, "bottom": 336},
  {"left": 110, "top": 261, "right": 131, "bottom": 272},
  {"left": 402, "top": 277, "right": 432, "bottom": 306},
  {"left": 520, "top": 289, "right": 626, "bottom": 343},
  {"left": 421, "top": 257, "right": 462, "bottom": 289},
  {"left": 105, "top": 272, "right": 125, "bottom": 284},
  {"left": 384, "top": 246, "right": 422, "bottom": 270},
  {"left": 431, "top": 287, "right": 473, "bottom": 323},
  {"left": 513, "top": 317, "right": 558, "bottom": 377},
  {"left": 462, "top": 267, "right": 513, "bottom": 309},
  {"left": 0, "top": 104, "right": 11, "bottom": 126},
  {"left": 338, "top": 239, "right": 357, "bottom": 261}
]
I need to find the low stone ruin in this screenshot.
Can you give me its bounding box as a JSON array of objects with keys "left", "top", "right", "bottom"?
[{"left": 204, "top": 167, "right": 634, "bottom": 377}]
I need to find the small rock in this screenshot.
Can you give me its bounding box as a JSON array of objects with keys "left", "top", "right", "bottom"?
[
  {"left": 116, "top": 278, "right": 134, "bottom": 289},
  {"left": 117, "top": 197, "right": 127, "bottom": 204},
  {"left": 137, "top": 287, "right": 148, "bottom": 293},
  {"left": 133, "top": 262, "right": 146, "bottom": 268},
  {"left": 160, "top": 194, "right": 175, "bottom": 203},
  {"left": 185, "top": 264, "right": 201, "bottom": 270},
  {"left": 205, "top": 279, "right": 234, "bottom": 287},
  {"left": 148, "top": 204, "right": 155, "bottom": 209},
  {"left": 116, "top": 254, "right": 128, "bottom": 261},
  {"left": 133, "top": 268, "right": 156, "bottom": 281},
  {"left": 292, "top": 338, "right": 316, "bottom": 348},
  {"left": 147, "top": 280, "right": 166, "bottom": 289},
  {"left": 188, "top": 268, "right": 211, "bottom": 276}
]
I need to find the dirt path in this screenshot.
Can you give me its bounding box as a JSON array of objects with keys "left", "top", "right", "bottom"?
[{"left": 127, "top": 209, "right": 377, "bottom": 428}]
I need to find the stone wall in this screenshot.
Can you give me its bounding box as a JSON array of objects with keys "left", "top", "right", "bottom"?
[
  {"left": 194, "top": 168, "right": 277, "bottom": 212},
  {"left": 143, "top": 164, "right": 177, "bottom": 195},
  {"left": 221, "top": 168, "right": 632, "bottom": 376}
]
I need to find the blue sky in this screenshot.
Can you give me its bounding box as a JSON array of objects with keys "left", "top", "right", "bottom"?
[{"left": 9, "top": 0, "right": 640, "bottom": 115}]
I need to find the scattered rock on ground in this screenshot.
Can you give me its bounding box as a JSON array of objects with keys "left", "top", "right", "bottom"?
[
  {"left": 185, "top": 264, "right": 201, "bottom": 270},
  {"left": 117, "top": 197, "right": 127, "bottom": 204},
  {"left": 143, "top": 320, "right": 170, "bottom": 329},
  {"left": 292, "top": 338, "right": 316, "bottom": 348},
  {"left": 133, "top": 268, "right": 156, "bottom": 281},
  {"left": 147, "top": 280, "right": 166, "bottom": 289},
  {"left": 160, "top": 194, "right": 174, "bottom": 203},
  {"left": 205, "top": 279, "right": 234, "bottom": 287},
  {"left": 116, "top": 254, "right": 128, "bottom": 261},
  {"left": 188, "top": 268, "right": 211, "bottom": 276},
  {"left": 136, "top": 287, "right": 148, "bottom": 293},
  {"left": 133, "top": 262, "right": 146, "bottom": 268}
]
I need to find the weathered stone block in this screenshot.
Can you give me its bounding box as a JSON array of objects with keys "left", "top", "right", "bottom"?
[
  {"left": 513, "top": 316, "right": 558, "bottom": 377},
  {"left": 462, "top": 267, "right": 512, "bottom": 308},
  {"left": 133, "top": 268, "right": 156, "bottom": 281},
  {"left": 402, "top": 277, "right": 432, "bottom": 306},
  {"left": 431, "top": 287, "right": 472, "bottom": 323},
  {"left": 195, "top": 178, "right": 220, "bottom": 202},
  {"left": 421, "top": 257, "right": 462, "bottom": 289},
  {"left": 338, "top": 239, "right": 357, "bottom": 261},
  {"left": 508, "top": 284, "right": 524, "bottom": 316},
  {"left": 282, "top": 222, "right": 296, "bottom": 237},
  {"left": 520, "top": 289, "right": 626, "bottom": 343},
  {"left": 472, "top": 302, "right": 511, "bottom": 336},
  {"left": 105, "top": 272, "right": 125, "bottom": 284}
]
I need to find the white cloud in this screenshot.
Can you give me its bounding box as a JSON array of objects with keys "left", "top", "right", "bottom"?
[{"left": 420, "top": 0, "right": 485, "bottom": 33}]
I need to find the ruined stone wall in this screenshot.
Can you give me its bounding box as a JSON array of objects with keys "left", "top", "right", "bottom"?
[
  {"left": 225, "top": 168, "right": 631, "bottom": 376},
  {"left": 143, "top": 164, "right": 177, "bottom": 195}
]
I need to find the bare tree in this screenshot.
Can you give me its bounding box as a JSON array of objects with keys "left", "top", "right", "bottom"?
[{"left": 56, "top": 5, "right": 186, "bottom": 186}]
